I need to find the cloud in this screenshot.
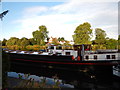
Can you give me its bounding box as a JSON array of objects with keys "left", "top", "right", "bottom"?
[
  {"left": 11, "top": 0, "right": 118, "bottom": 40},
  {"left": 23, "top": 6, "right": 48, "bottom": 18}
]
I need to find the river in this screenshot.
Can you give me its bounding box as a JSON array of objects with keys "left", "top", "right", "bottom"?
[{"left": 8, "top": 62, "right": 120, "bottom": 89}]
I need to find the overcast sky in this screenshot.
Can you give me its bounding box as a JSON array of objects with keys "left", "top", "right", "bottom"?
[{"left": 1, "top": 0, "right": 119, "bottom": 41}]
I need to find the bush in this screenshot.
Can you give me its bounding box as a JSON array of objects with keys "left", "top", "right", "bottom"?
[
  {"left": 33, "top": 45, "right": 41, "bottom": 51},
  {"left": 26, "top": 45, "right": 33, "bottom": 51}
]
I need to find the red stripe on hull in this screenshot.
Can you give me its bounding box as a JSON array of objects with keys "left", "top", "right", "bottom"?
[{"left": 13, "top": 58, "right": 116, "bottom": 66}]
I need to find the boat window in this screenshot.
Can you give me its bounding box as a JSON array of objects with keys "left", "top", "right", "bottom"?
[
  {"left": 106, "top": 55, "right": 110, "bottom": 59},
  {"left": 112, "top": 55, "right": 116, "bottom": 59},
  {"left": 50, "top": 46, "right": 54, "bottom": 49},
  {"left": 66, "top": 52, "right": 70, "bottom": 55},
  {"left": 94, "top": 55, "right": 97, "bottom": 60},
  {"left": 86, "top": 56, "right": 89, "bottom": 60}
]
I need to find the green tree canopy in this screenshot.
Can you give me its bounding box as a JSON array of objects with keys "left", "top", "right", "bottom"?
[
  {"left": 105, "top": 38, "right": 117, "bottom": 49},
  {"left": 72, "top": 22, "right": 92, "bottom": 45},
  {"left": 6, "top": 37, "right": 19, "bottom": 46},
  {"left": 95, "top": 28, "right": 106, "bottom": 45},
  {"left": 58, "top": 37, "right": 65, "bottom": 42},
  {"left": 28, "top": 38, "right": 37, "bottom": 45},
  {"left": 32, "top": 25, "right": 49, "bottom": 45},
  {"left": 20, "top": 39, "right": 30, "bottom": 47}
]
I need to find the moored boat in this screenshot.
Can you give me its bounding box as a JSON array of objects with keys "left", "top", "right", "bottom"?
[
  {"left": 3, "top": 44, "right": 120, "bottom": 79},
  {"left": 3, "top": 44, "right": 120, "bottom": 66}
]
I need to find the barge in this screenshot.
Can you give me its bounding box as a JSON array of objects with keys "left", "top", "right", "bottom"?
[{"left": 3, "top": 44, "right": 120, "bottom": 79}]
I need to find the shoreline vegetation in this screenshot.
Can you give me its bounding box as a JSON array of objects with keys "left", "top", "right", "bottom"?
[{"left": 0, "top": 22, "right": 120, "bottom": 51}]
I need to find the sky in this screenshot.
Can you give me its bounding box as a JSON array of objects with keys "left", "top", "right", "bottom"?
[{"left": 0, "top": 0, "right": 119, "bottom": 41}]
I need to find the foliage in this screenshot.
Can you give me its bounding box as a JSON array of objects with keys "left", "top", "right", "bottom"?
[
  {"left": 32, "top": 25, "right": 49, "bottom": 45},
  {"left": 2, "top": 38, "right": 7, "bottom": 46},
  {"left": 28, "top": 38, "right": 37, "bottom": 45},
  {"left": 32, "top": 45, "right": 41, "bottom": 51},
  {"left": 26, "top": 45, "right": 33, "bottom": 51},
  {"left": 7, "top": 45, "right": 19, "bottom": 50},
  {"left": 95, "top": 28, "right": 106, "bottom": 45},
  {"left": 16, "top": 39, "right": 22, "bottom": 46},
  {"left": 63, "top": 40, "right": 71, "bottom": 46},
  {"left": 105, "top": 38, "right": 118, "bottom": 49},
  {"left": 20, "top": 39, "right": 30, "bottom": 48},
  {"left": 91, "top": 45, "right": 98, "bottom": 51},
  {"left": 6, "top": 37, "right": 19, "bottom": 46},
  {"left": 13, "top": 45, "right": 20, "bottom": 50},
  {"left": 58, "top": 37, "right": 65, "bottom": 42},
  {"left": 91, "top": 44, "right": 106, "bottom": 50},
  {"left": 72, "top": 22, "right": 92, "bottom": 44},
  {"left": 1, "top": 23, "right": 119, "bottom": 51}
]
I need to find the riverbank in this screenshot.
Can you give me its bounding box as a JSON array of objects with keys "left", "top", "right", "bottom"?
[
  {"left": 7, "top": 76, "right": 60, "bottom": 88},
  {"left": 7, "top": 76, "right": 74, "bottom": 89}
]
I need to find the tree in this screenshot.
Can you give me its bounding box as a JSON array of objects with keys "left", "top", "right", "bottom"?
[
  {"left": 72, "top": 22, "right": 92, "bottom": 44},
  {"left": 26, "top": 45, "right": 33, "bottom": 51},
  {"left": 16, "top": 39, "right": 22, "bottom": 46},
  {"left": 21, "top": 37, "right": 28, "bottom": 41},
  {"left": 2, "top": 38, "right": 7, "bottom": 46},
  {"left": 95, "top": 28, "right": 106, "bottom": 45},
  {"left": 94, "top": 28, "right": 107, "bottom": 49},
  {"left": 20, "top": 39, "right": 30, "bottom": 47},
  {"left": 58, "top": 37, "right": 65, "bottom": 42},
  {"left": 63, "top": 40, "right": 71, "bottom": 46},
  {"left": 105, "top": 38, "right": 117, "bottom": 49},
  {"left": 28, "top": 38, "right": 37, "bottom": 45},
  {"left": 32, "top": 25, "right": 49, "bottom": 45},
  {"left": 32, "top": 30, "right": 42, "bottom": 45},
  {"left": 6, "top": 37, "right": 19, "bottom": 46}
]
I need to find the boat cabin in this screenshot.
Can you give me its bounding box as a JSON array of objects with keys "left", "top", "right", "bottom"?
[
  {"left": 3, "top": 44, "right": 120, "bottom": 61},
  {"left": 47, "top": 44, "right": 119, "bottom": 61}
]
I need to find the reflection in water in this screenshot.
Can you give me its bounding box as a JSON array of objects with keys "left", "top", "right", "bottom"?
[
  {"left": 10, "top": 62, "right": 120, "bottom": 89},
  {"left": 8, "top": 72, "right": 74, "bottom": 88}
]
